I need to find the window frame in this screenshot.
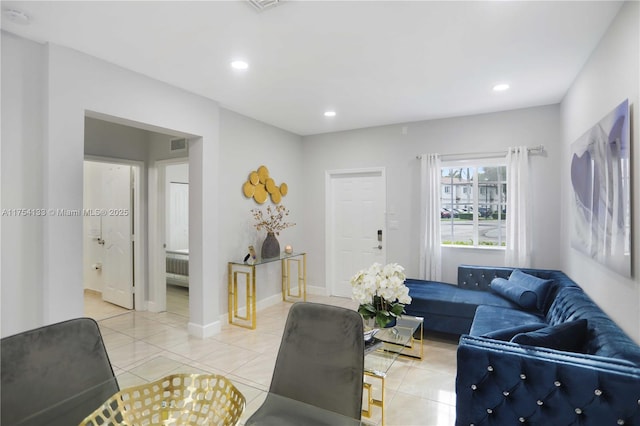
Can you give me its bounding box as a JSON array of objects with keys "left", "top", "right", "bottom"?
[{"left": 440, "top": 158, "right": 507, "bottom": 249}]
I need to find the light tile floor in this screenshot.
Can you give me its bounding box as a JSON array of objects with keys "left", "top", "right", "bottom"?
[{"left": 84, "top": 294, "right": 458, "bottom": 426}]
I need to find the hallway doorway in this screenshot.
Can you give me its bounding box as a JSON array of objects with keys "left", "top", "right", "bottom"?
[{"left": 83, "top": 159, "right": 142, "bottom": 315}]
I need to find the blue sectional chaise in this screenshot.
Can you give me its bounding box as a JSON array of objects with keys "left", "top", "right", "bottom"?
[{"left": 405, "top": 265, "right": 640, "bottom": 425}]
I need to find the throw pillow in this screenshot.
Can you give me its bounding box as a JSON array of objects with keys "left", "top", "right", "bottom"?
[
  {"left": 482, "top": 323, "right": 546, "bottom": 341},
  {"left": 508, "top": 269, "right": 554, "bottom": 311},
  {"left": 510, "top": 319, "right": 588, "bottom": 352},
  {"left": 490, "top": 278, "right": 538, "bottom": 310}
]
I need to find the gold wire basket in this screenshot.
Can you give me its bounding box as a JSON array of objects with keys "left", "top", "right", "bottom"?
[{"left": 80, "top": 374, "right": 246, "bottom": 426}]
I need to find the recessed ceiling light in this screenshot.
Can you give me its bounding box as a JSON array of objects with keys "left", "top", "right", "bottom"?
[
  {"left": 324, "top": 111, "right": 336, "bottom": 117},
  {"left": 231, "top": 60, "right": 249, "bottom": 70},
  {"left": 493, "top": 83, "right": 510, "bottom": 92}
]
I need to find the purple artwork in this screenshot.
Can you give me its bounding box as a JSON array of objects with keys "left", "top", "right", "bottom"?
[{"left": 570, "top": 99, "right": 631, "bottom": 277}]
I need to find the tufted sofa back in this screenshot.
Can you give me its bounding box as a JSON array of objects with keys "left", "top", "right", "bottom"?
[
  {"left": 547, "top": 287, "right": 640, "bottom": 365},
  {"left": 457, "top": 265, "right": 578, "bottom": 313}
]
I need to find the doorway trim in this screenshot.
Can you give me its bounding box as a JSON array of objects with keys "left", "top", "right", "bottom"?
[
  {"left": 148, "top": 157, "right": 189, "bottom": 313},
  {"left": 84, "top": 155, "right": 145, "bottom": 311},
  {"left": 325, "top": 167, "right": 387, "bottom": 297}
]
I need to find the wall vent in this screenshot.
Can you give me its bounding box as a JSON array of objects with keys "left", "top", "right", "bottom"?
[
  {"left": 248, "top": 0, "right": 280, "bottom": 11},
  {"left": 170, "top": 138, "right": 187, "bottom": 153}
]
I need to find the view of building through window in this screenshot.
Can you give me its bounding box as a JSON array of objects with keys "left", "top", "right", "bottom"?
[{"left": 441, "top": 164, "right": 507, "bottom": 247}]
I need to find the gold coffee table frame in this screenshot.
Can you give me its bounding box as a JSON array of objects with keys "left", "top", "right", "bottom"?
[
  {"left": 363, "top": 316, "right": 424, "bottom": 425},
  {"left": 228, "top": 252, "right": 307, "bottom": 329}
]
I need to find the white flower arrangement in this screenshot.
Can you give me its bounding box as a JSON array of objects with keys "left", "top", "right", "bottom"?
[{"left": 350, "top": 262, "right": 412, "bottom": 328}]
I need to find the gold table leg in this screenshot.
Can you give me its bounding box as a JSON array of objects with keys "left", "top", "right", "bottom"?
[
  {"left": 281, "top": 254, "right": 307, "bottom": 303},
  {"left": 227, "top": 263, "right": 257, "bottom": 329},
  {"left": 362, "top": 372, "right": 385, "bottom": 425}
]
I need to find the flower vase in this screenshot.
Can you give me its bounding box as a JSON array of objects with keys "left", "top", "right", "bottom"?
[
  {"left": 261, "top": 232, "right": 280, "bottom": 259},
  {"left": 364, "top": 315, "right": 396, "bottom": 330},
  {"left": 383, "top": 317, "right": 397, "bottom": 328}
]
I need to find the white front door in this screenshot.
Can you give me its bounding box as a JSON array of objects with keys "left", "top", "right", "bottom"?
[
  {"left": 102, "top": 164, "right": 134, "bottom": 309},
  {"left": 328, "top": 169, "right": 386, "bottom": 298}
]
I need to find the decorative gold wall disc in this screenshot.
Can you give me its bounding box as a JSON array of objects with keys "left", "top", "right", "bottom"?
[
  {"left": 271, "top": 188, "right": 282, "bottom": 204},
  {"left": 249, "top": 171, "right": 259, "bottom": 185},
  {"left": 243, "top": 181, "right": 255, "bottom": 198},
  {"left": 265, "top": 178, "right": 276, "bottom": 194},
  {"left": 257, "top": 165, "right": 269, "bottom": 183},
  {"left": 243, "top": 165, "right": 288, "bottom": 204},
  {"left": 253, "top": 184, "right": 268, "bottom": 204}
]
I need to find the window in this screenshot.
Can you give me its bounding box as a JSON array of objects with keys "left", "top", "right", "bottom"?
[
  {"left": 444, "top": 186, "right": 451, "bottom": 194},
  {"left": 440, "top": 163, "right": 507, "bottom": 248}
]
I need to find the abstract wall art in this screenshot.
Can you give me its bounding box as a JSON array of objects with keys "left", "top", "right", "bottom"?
[{"left": 570, "top": 99, "right": 631, "bottom": 277}]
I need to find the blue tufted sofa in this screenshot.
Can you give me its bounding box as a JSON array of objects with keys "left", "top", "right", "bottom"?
[
  {"left": 404, "top": 265, "right": 573, "bottom": 335},
  {"left": 405, "top": 265, "right": 640, "bottom": 425}
]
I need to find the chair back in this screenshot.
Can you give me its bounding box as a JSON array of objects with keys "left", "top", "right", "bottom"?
[
  {"left": 269, "top": 302, "right": 364, "bottom": 418},
  {"left": 1, "top": 317, "right": 118, "bottom": 426}
]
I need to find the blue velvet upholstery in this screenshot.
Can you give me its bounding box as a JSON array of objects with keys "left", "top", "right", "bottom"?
[
  {"left": 404, "top": 279, "right": 519, "bottom": 335},
  {"left": 510, "top": 319, "right": 588, "bottom": 352},
  {"left": 481, "top": 323, "right": 546, "bottom": 341},
  {"left": 469, "top": 305, "right": 545, "bottom": 337},
  {"left": 456, "top": 336, "right": 640, "bottom": 426},
  {"left": 508, "top": 269, "right": 554, "bottom": 311},
  {"left": 546, "top": 287, "right": 640, "bottom": 364},
  {"left": 454, "top": 266, "right": 640, "bottom": 426},
  {"left": 490, "top": 277, "right": 537, "bottom": 310}
]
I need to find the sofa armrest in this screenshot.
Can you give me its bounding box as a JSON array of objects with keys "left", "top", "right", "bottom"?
[{"left": 456, "top": 335, "right": 640, "bottom": 426}]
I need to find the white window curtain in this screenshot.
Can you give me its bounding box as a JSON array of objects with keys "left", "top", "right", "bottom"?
[
  {"left": 505, "top": 146, "right": 531, "bottom": 267},
  {"left": 419, "top": 154, "right": 442, "bottom": 281}
]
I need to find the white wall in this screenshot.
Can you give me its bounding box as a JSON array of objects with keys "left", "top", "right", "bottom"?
[
  {"left": 560, "top": 1, "right": 640, "bottom": 342},
  {"left": 302, "top": 105, "right": 562, "bottom": 287},
  {"left": 218, "top": 108, "right": 304, "bottom": 310},
  {"left": 1, "top": 32, "right": 46, "bottom": 334},
  {"left": 1, "top": 34, "right": 220, "bottom": 338}
]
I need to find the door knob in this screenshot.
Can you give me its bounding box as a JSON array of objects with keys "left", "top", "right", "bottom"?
[{"left": 372, "top": 245, "right": 382, "bottom": 250}]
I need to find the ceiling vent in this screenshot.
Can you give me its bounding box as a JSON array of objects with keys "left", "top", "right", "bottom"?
[
  {"left": 248, "top": 0, "right": 280, "bottom": 12},
  {"left": 170, "top": 138, "right": 187, "bottom": 153}
]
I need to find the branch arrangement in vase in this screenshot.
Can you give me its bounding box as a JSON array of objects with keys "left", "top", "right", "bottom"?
[{"left": 251, "top": 204, "right": 296, "bottom": 235}]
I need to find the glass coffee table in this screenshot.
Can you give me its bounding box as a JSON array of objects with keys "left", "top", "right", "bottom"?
[{"left": 362, "top": 315, "right": 424, "bottom": 425}]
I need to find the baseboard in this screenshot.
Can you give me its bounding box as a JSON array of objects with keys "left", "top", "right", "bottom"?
[
  {"left": 146, "top": 301, "right": 161, "bottom": 313},
  {"left": 188, "top": 320, "right": 221, "bottom": 339},
  {"left": 219, "top": 284, "right": 335, "bottom": 324},
  {"left": 305, "top": 284, "right": 327, "bottom": 296}
]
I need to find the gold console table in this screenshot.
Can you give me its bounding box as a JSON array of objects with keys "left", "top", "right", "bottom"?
[{"left": 228, "top": 252, "right": 307, "bottom": 329}]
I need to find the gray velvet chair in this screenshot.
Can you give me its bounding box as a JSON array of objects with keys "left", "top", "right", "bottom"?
[
  {"left": 246, "top": 302, "right": 364, "bottom": 424},
  {"left": 1, "top": 317, "right": 119, "bottom": 426}
]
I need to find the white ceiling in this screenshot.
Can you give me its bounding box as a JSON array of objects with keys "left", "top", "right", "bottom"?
[{"left": 1, "top": 1, "right": 624, "bottom": 136}]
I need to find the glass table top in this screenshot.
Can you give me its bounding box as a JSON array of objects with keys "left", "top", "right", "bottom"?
[
  {"left": 363, "top": 315, "right": 423, "bottom": 377},
  {"left": 229, "top": 251, "right": 305, "bottom": 266}
]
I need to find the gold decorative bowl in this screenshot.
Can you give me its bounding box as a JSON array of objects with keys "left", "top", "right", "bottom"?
[{"left": 80, "top": 374, "right": 245, "bottom": 426}]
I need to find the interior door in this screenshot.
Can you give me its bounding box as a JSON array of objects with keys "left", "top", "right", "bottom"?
[
  {"left": 102, "top": 164, "right": 134, "bottom": 309},
  {"left": 329, "top": 170, "right": 386, "bottom": 297}
]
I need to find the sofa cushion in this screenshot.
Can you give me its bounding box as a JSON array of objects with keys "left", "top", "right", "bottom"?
[
  {"left": 511, "top": 319, "right": 588, "bottom": 352},
  {"left": 405, "top": 279, "right": 518, "bottom": 320},
  {"left": 481, "top": 323, "right": 546, "bottom": 341},
  {"left": 469, "top": 305, "right": 545, "bottom": 337},
  {"left": 509, "top": 269, "right": 553, "bottom": 311},
  {"left": 490, "top": 278, "right": 537, "bottom": 310}
]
